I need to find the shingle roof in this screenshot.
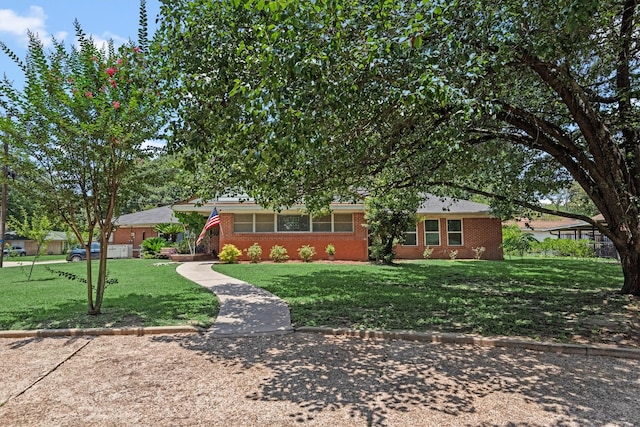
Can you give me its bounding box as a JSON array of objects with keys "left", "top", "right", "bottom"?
[
  {"left": 114, "top": 205, "right": 179, "bottom": 226},
  {"left": 416, "top": 195, "right": 491, "bottom": 214}
]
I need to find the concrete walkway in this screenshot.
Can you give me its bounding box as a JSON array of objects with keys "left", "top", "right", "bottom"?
[{"left": 176, "top": 261, "right": 293, "bottom": 337}]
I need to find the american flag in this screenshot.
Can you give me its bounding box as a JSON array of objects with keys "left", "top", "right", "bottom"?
[{"left": 196, "top": 207, "right": 220, "bottom": 245}]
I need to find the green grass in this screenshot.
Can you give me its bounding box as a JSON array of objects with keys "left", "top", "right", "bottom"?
[
  {"left": 214, "top": 258, "right": 638, "bottom": 344},
  {"left": 0, "top": 259, "right": 218, "bottom": 330},
  {"left": 2, "top": 254, "right": 67, "bottom": 262}
]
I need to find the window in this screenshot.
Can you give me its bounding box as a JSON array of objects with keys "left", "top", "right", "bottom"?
[
  {"left": 277, "top": 215, "right": 310, "bottom": 232},
  {"left": 312, "top": 215, "right": 332, "bottom": 232},
  {"left": 447, "top": 219, "right": 463, "bottom": 246},
  {"left": 233, "top": 214, "right": 253, "bottom": 233},
  {"left": 404, "top": 223, "right": 417, "bottom": 246},
  {"left": 333, "top": 213, "right": 353, "bottom": 232},
  {"left": 425, "top": 219, "right": 440, "bottom": 246},
  {"left": 255, "top": 214, "right": 275, "bottom": 232}
]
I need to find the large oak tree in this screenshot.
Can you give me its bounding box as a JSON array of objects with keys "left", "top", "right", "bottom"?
[{"left": 152, "top": 0, "right": 640, "bottom": 294}]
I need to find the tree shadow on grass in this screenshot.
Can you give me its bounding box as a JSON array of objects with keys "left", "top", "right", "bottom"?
[
  {"left": 0, "top": 290, "right": 217, "bottom": 330},
  {"left": 243, "top": 260, "right": 636, "bottom": 345},
  {"left": 155, "top": 332, "right": 640, "bottom": 426}
]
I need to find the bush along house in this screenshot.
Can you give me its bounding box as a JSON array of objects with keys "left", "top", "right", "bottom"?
[{"left": 171, "top": 195, "right": 503, "bottom": 262}]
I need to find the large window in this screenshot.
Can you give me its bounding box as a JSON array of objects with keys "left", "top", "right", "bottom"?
[
  {"left": 447, "top": 219, "right": 463, "bottom": 246},
  {"left": 425, "top": 219, "right": 440, "bottom": 246},
  {"left": 333, "top": 214, "right": 353, "bottom": 232},
  {"left": 312, "top": 215, "right": 332, "bottom": 232},
  {"left": 277, "top": 215, "right": 310, "bottom": 232},
  {"left": 404, "top": 223, "right": 418, "bottom": 246},
  {"left": 233, "top": 214, "right": 253, "bottom": 233},
  {"left": 233, "top": 213, "right": 354, "bottom": 233}
]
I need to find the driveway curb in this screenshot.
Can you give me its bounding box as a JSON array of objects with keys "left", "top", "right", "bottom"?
[
  {"left": 0, "top": 325, "right": 204, "bottom": 339},
  {"left": 296, "top": 326, "right": 640, "bottom": 360}
]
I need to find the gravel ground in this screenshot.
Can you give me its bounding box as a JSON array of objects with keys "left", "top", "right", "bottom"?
[{"left": 1, "top": 332, "right": 639, "bottom": 426}]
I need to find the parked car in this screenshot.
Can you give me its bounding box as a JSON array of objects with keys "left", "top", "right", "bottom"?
[
  {"left": 66, "top": 243, "right": 100, "bottom": 262},
  {"left": 3, "top": 246, "right": 27, "bottom": 257}
]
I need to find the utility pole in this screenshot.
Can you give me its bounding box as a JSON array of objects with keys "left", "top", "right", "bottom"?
[{"left": 0, "top": 127, "right": 7, "bottom": 268}]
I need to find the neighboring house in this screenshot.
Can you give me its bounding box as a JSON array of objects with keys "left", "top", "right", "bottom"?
[
  {"left": 511, "top": 214, "right": 615, "bottom": 258},
  {"left": 172, "top": 195, "right": 504, "bottom": 261},
  {"left": 3, "top": 231, "right": 68, "bottom": 255},
  {"left": 112, "top": 205, "right": 181, "bottom": 258}
]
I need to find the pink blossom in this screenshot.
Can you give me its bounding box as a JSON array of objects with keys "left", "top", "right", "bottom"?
[
  {"left": 132, "top": 46, "right": 141, "bottom": 53},
  {"left": 113, "top": 101, "right": 120, "bottom": 109},
  {"left": 117, "top": 58, "right": 123, "bottom": 65},
  {"left": 110, "top": 79, "right": 117, "bottom": 88},
  {"left": 85, "top": 91, "right": 93, "bottom": 98},
  {"left": 105, "top": 67, "right": 117, "bottom": 77}
]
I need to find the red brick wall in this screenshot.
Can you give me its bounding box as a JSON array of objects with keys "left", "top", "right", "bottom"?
[
  {"left": 395, "top": 217, "right": 503, "bottom": 260},
  {"left": 219, "top": 212, "right": 369, "bottom": 261},
  {"left": 112, "top": 226, "right": 158, "bottom": 257}
]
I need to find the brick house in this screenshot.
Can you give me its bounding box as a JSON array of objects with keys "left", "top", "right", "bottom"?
[
  {"left": 112, "top": 205, "right": 181, "bottom": 258},
  {"left": 172, "top": 195, "right": 503, "bottom": 261}
]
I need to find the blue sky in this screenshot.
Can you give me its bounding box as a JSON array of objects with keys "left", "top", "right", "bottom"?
[{"left": 0, "top": 0, "right": 161, "bottom": 85}]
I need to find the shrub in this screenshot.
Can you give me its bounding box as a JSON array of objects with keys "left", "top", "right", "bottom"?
[
  {"left": 538, "top": 238, "right": 594, "bottom": 258},
  {"left": 423, "top": 247, "right": 434, "bottom": 259},
  {"left": 449, "top": 250, "right": 458, "bottom": 260},
  {"left": 472, "top": 246, "right": 486, "bottom": 260},
  {"left": 218, "top": 244, "right": 242, "bottom": 263},
  {"left": 245, "top": 243, "right": 262, "bottom": 263},
  {"left": 141, "top": 237, "right": 168, "bottom": 258},
  {"left": 269, "top": 245, "right": 289, "bottom": 262},
  {"left": 298, "top": 245, "right": 316, "bottom": 262},
  {"left": 325, "top": 243, "right": 336, "bottom": 256}
]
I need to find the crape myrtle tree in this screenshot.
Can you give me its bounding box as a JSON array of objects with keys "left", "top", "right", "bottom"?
[
  {"left": 0, "top": 1, "right": 161, "bottom": 314},
  {"left": 152, "top": 1, "right": 640, "bottom": 294}
]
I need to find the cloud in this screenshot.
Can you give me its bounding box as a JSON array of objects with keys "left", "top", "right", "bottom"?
[{"left": 0, "top": 6, "right": 49, "bottom": 45}]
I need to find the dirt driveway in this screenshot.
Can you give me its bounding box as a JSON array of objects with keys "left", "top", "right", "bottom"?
[{"left": 1, "top": 332, "right": 639, "bottom": 426}]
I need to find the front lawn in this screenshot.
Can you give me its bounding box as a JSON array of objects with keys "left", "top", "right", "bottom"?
[
  {"left": 214, "top": 258, "right": 639, "bottom": 345},
  {"left": 0, "top": 259, "right": 218, "bottom": 330}
]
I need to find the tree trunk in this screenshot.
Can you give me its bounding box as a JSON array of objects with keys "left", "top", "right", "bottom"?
[{"left": 617, "top": 245, "right": 640, "bottom": 296}]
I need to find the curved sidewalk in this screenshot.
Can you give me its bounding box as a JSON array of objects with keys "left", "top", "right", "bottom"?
[{"left": 176, "top": 261, "right": 293, "bottom": 337}]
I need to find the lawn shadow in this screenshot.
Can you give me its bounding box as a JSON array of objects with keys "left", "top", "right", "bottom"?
[{"left": 155, "top": 332, "right": 640, "bottom": 425}]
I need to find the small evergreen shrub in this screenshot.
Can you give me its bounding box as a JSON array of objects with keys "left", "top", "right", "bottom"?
[
  {"left": 423, "top": 247, "right": 434, "bottom": 259},
  {"left": 218, "top": 244, "right": 242, "bottom": 263},
  {"left": 245, "top": 243, "right": 262, "bottom": 263},
  {"left": 269, "top": 245, "right": 289, "bottom": 262},
  {"left": 298, "top": 245, "right": 316, "bottom": 262},
  {"left": 141, "top": 237, "right": 168, "bottom": 258}
]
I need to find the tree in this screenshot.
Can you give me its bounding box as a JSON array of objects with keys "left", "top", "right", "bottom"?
[
  {"left": 8, "top": 207, "right": 53, "bottom": 279},
  {"left": 0, "top": 1, "right": 160, "bottom": 313},
  {"left": 152, "top": 1, "right": 640, "bottom": 294},
  {"left": 365, "top": 191, "right": 421, "bottom": 264}
]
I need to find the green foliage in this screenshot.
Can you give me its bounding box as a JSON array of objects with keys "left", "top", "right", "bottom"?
[
  {"left": 298, "top": 245, "right": 316, "bottom": 263},
  {"left": 538, "top": 238, "right": 595, "bottom": 258},
  {"left": 141, "top": 237, "right": 168, "bottom": 258},
  {"left": 365, "top": 191, "right": 421, "bottom": 265},
  {"left": 152, "top": 0, "right": 640, "bottom": 294},
  {"left": 244, "top": 243, "right": 262, "bottom": 263},
  {"left": 155, "top": 223, "right": 183, "bottom": 242},
  {"left": 502, "top": 225, "right": 538, "bottom": 257},
  {"left": 269, "top": 245, "right": 289, "bottom": 263},
  {"left": 218, "top": 244, "right": 242, "bottom": 263}
]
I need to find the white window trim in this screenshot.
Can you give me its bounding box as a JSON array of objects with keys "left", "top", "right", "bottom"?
[{"left": 447, "top": 219, "right": 464, "bottom": 246}]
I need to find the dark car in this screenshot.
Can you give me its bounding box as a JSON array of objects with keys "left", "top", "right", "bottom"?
[
  {"left": 3, "top": 246, "right": 27, "bottom": 257},
  {"left": 66, "top": 243, "right": 101, "bottom": 262}
]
